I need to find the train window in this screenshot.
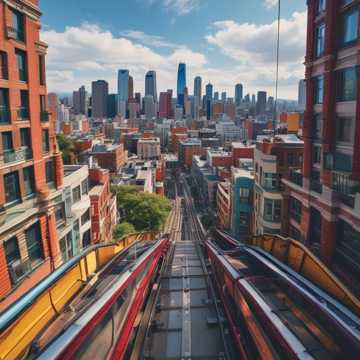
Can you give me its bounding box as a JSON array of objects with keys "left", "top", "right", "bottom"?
[
  {"left": 74, "top": 311, "right": 114, "bottom": 360},
  {"left": 113, "top": 287, "right": 132, "bottom": 333}
]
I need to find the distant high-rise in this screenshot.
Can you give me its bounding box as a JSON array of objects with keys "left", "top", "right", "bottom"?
[
  {"left": 92, "top": 80, "right": 109, "bottom": 118},
  {"left": 159, "top": 91, "right": 172, "bottom": 118},
  {"left": 194, "top": 76, "right": 202, "bottom": 109},
  {"left": 214, "top": 92, "right": 219, "bottom": 101},
  {"left": 78, "top": 85, "right": 88, "bottom": 115},
  {"left": 118, "top": 69, "right": 129, "bottom": 102},
  {"left": 145, "top": 70, "right": 157, "bottom": 103},
  {"left": 256, "top": 91, "right": 267, "bottom": 116},
  {"left": 128, "top": 75, "right": 134, "bottom": 100},
  {"left": 221, "top": 92, "right": 227, "bottom": 102},
  {"left": 298, "top": 79, "right": 306, "bottom": 110},
  {"left": 177, "top": 63, "right": 186, "bottom": 107},
  {"left": 251, "top": 94, "right": 256, "bottom": 106},
  {"left": 144, "top": 95, "right": 156, "bottom": 119},
  {"left": 107, "top": 94, "right": 117, "bottom": 118},
  {"left": 205, "top": 83, "right": 213, "bottom": 120},
  {"left": 235, "top": 83, "right": 243, "bottom": 106},
  {"left": 73, "top": 90, "right": 81, "bottom": 114}
]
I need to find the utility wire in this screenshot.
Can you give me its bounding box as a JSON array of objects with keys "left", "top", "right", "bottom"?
[{"left": 273, "top": 0, "right": 281, "bottom": 134}]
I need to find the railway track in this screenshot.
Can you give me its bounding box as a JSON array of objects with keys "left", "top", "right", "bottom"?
[{"left": 131, "top": 176, "right": 234, "bottom": 359}]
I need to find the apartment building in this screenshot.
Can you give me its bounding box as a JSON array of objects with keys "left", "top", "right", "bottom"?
[
  {"left": 0, "top": 0, "right": 64, "bottom": 308},
  {"left": 254, "top": 135, "right": 303, "bottom": 236},
  {"left": 137, "top": 137, "right": 161, "bottom": 160},
  {"left": 283, "top": 0, "right": 360, "bottom": 293}
]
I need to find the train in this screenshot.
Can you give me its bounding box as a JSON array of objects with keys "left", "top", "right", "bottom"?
[{"left": 206, "top": 233, "right": 360, "bottom": 360}]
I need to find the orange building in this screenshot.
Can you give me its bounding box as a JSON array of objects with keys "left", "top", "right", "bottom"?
[
  {"left": 0, "top": 0, "right": 64, "bottom": 309},
  {"left": 91, "top": 143, "right": 127, "bottom": 174},
  {"left": 62, "top": 121, "right": 72, "bottom": 135},
  {"left": 280, "top": 112, "right": 301, "bottom": 134},
  {"left": 178, "top": 138, "right": 202, "bottom": 168},
  {"left": 171, "top": 127, "right": 187, "bottom": 152},
  {"left": 232, "top": 142, "right": 255, "bottom": 166}
]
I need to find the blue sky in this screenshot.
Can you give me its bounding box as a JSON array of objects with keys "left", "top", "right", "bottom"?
[{"left": 40, "top": 0, "right": 307, "bottom": 99}]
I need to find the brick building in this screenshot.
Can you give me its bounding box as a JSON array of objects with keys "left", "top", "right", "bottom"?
[
  {"left": 91, "top": 143, "right": 127, "bottom": 174},
  {"left": 137, "top": 137, "right": 161, "bottom": 160},
  {"left": 179, "top": 138, "right": 202, "bottom": 168},
  {"left": 283, "top": 0, "right": 360, "bottom": 294},
  {"left": 0, "top": 0, "right": 64, "bottom": 309},
  {"left": 216, "top": 181, "right": 231, "bottom": 231}
]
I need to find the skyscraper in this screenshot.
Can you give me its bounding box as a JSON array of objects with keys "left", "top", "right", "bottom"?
[
  {"left": 235, "top": 83, "right": 243, "bottom": 106},
  {"left": 194, "top": 76, "right": 202, "bottom": 109},
  {"left": 128, "top": 75, "right": 134, "bottom": 100},
  {"left": 256, "top": 91, "right": 267, "bottom": 116},
  {"left": 118, "top": 69, "right": 129, "bottom": 102},
  {"left": 205, "top": 83, "right": 213, "bottom": 120},
  {"left": 159, "top": 91, "right": 172, "bottom": 119},
  {"left": 214, "top": 92, "right": 219, "bottom": 101},
  {"left": 221, "top": 92, "right": 227, "bottom": 102},
  {"left": 177, "top": 63, "right": 186, "bottom": 107},
  {"left": 298, "top": 79, "right": 306, "bottom": 110},
  {"left": 92, "top": 80, "right": 109, "bottom": 118},
  {"left": 145, "top": 70, "right": 157, "bottom": 102}
]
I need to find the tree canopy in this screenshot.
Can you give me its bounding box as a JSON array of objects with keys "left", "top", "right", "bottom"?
[
  {"left": 113, "top": 222, "right": 136, "bottom": 240},
  {"left": 57, "top": 134, "right": 77, "bottom": 165},
  {"left": 111, "top": 185, "right": 172, "bottom": 232}
]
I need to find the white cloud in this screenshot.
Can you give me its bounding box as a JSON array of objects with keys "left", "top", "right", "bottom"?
[
  {"left": 264, "top": 0, "right": 278, "bottom": 9},
  {"left": 146, "top": 0, "right": 201, "bottom": 15},
  {"left": 42, "top": 14, "right": 305, "bottom": 100}
]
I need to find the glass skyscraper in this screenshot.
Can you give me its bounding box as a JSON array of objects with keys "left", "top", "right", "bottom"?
[
  {"left": 235, "top": 83, "right": 243, "bottom": 106},
  {"left": 145, "top": 70, "right": 158, "bottom": 103},
  {"left": 194, "top": 76, "right": 202, "bottom": 109},
  {"left": 177, "top": 63, "right": 186, "bottom": 107},
  {"left": 118, "top": 69, "right": 129, "bottom": 102}
]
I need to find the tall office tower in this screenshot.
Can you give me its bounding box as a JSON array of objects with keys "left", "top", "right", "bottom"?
[
  {"left": 135, "top": 92, "right": 142, "bottom": 113},
  {"left": 143, "top": 95, "right": 156, "bottom": 119},
  {"left": 194, "top": 76, "right": 202, "bottom": 109},
  {"left": 205, "top": 83, "right": 213, "bottom": 120},
  {"left": 256, "top": 91, "right": 267, "bottom": 116},
  {"left": 107, "top": 94, "right": 117, "bottom": 118},
  {"left": 244, "top": 94, "right": 250, "bottom": 104},
  {"left": 73, "top": 86, "right": 88, "bottom": 115},
  {"left": 282, "top": 0, "right": 360, "bottom": 293},
  {"left": 235, "top": 83, "right": 243, "bottom": 106},
  {"left": 251, "top": 94, "right": 256, "bottom": 106},
  {"left": 92, "top": 80, "right": 109, "bottom": 118},
  {"left": 73, "top": 90, "right": 81, "bottom": 114},
  {"left": 159, "top": 92, "right": 172, "bottom": 118},
  {"left": 221, "top": 92, "right": 227, "bottom": 102},
  {"left": 177, "top": 63, "right": 186, "bottom": 107},
  {"left": 118, "top": 69, "right": 129, "bottom": 102},
  {"left": 298, "top": 79, "right": 306, "bottom": 110},
  {"left": 267, "top": 96, "right": 275, "bottom": 113},
  {"left": 214, "top": 92, "right": 219, "bottom": 101},
  {"left": 128, "top": 76, "right": 134, "bottom": 100},
  {"left": 0, "top": 0, "right": 65, "bottom": 306},
  {"left": 145, "top": 70, "right": 157, "bottom": 103}
]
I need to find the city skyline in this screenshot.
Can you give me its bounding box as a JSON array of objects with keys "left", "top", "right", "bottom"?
[{"left": 40, "top": 0, "right": 306, "bottom": 99}]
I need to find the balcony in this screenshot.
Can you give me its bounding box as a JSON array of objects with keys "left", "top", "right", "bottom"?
[
  {"left": 0, "top": 107, "right": 11, "bottom": 124},
  {"left": 0, "top": 147, "right": 32, "bottom": 165},
  {"left": 310, "top": 180, "right": 323, "bottom": 194},
  {"left": 332, "top": 172, "right": 360, "bottom": 208},
  {"left": 17, "top": 107, "right": 29, "bottom": 121},
  {"left": 40, "top": 111, "right": 50, "bottom": 122},
  {"left": 6, "top": 26, "right": 24, "bottom": 42},
  {"left": 289, "top": 170, "right": 303, "bottom": 187}
]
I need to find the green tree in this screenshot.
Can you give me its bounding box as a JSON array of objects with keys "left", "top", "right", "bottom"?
[
  {"left": 57, "top": 134, "right": 77, "bottom": 164},
  {"left": 113, "top": 222, "right": 136, "bottom": 239},
  {"left": 111, "top": 186, "right": 172, "bottom": 232}
]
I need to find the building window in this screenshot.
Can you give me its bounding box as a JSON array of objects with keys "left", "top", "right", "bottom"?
[
  {"left": 19, "top": 90, "right": 29, "bottom": 119},
  {"left": 0, "top": 51, "right": 8, "bottom": 80},
  {"left": 72, "top": 185, "right": 81, "bottom": 203},
  {"left": 2, "top": 131, "right": 13, "bottom": 151},
  {"left": 290, "top": 197, "right": 302, "bottom": 224},
  {"left": 337, "top": 67, "right": 357, "bottom": 101},
  {"left": 313, "top": 146, "right": 321, "bottom": 164},
  {"left": 42, "top": 129, "right": 49, "bottom": 153},
  {"left": 23, "top": 166, "right": 35, "bottom": 197},
  {"left": 263, "top": 198, "right": 281, "bottom": 223},
  {"left": 46, "top": 160, "right": 54, "bottom": 184},
  {"left": 336, "top": 117, "right": 353, "bottom": 143},
  {"left": 313, "top": 113, "right": 322, "bottom": 140},
  {"left": 25, "top": 222, "right": 44, "bottom": 264},
  {"left": 342, "top": 10, "right": 358, "bottom": 45},
  {"left": 55, "top": 202, "right": 66, "bottom": 228},
  {"left": 15, "top": 49, "right": 27, "bottom": 82},
  {"left": 0, "top": 88, "right": 10, "bottom": 124},
  {"left": 262, "top": 173, "right": 278, "bottom": 190},
  {"left": 4, "top": 171, "right": 21, "bottom": 205},
  {"left": 20, "top": 128, "right": 31, "bottom": 148},
  {"left": 81, "top": 209, "right": 90, "bottom": 225},
  {"left": 60, "top": 232, "right": 73, "bottom": 263},
  {"left": 39, "top": 55, "right": 45, "bottom": 86},
  {"left": 4, "top": 237, "right": 21, "bottom": 266},
  {"left": 12, "top": 9, "right": 25, "bottom": 42},
  {"left": 314, "top": 76, "right": 324, "bottom": 104},
  {"left": 81, "top": 179, "right": 89, "bottom": 195},
  {"left": 316, "top": 0, "right": 326, "bottom": 15},
  {"left": 315, "top": 24, "right": 325, "bottom": 58},
  {"left": 287, "top": 153, "right": 296, "bottom": 167},
  {"left": 82, "top": 229, "right": 91, "bottom": 248}
]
